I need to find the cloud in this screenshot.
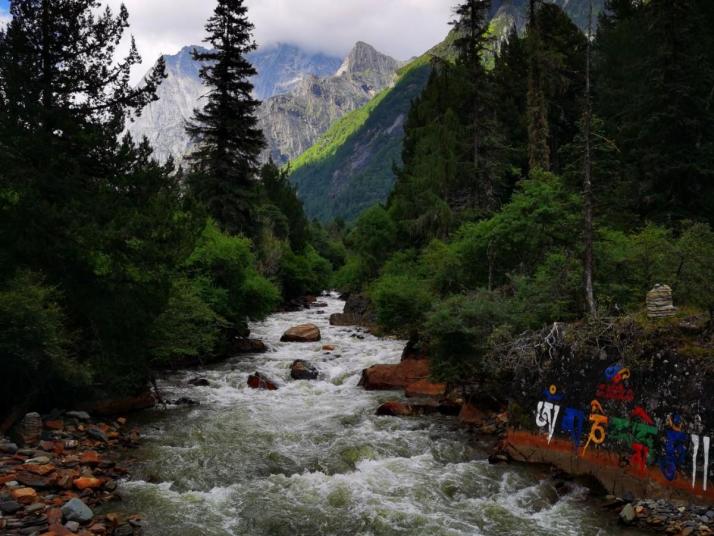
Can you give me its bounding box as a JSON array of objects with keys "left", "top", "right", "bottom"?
[
  {"left": 0, "top": 6, "right": 10, "bottom": 29},
  {"left": 103, "top": 0, "right": 455, "bottom": 84}
]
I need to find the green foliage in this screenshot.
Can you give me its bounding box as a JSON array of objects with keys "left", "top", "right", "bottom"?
[
  {"left": 258, "top": 160, "right": 309, "bottom": 251},
  {"left": 674, "top": 223, "right": 714, "bottom": 319},
  {"left": 423, "top": 292, "right": 516, "bottom": 383},
  {"left": 346, "top": 206, "right": 398, "bottom": 276},
  {"left": 187, "top": 0, "right": 265, "bottom": 236},
  {"left": 289, "top": 61, "right": 432, "bottom": 222},
  {"left": 370, "top": 274, "right": 434, "bottom": 335},
  {"left": 186, "top": 220, "right": 280, "bottom": 324},
  {"left": 0, "top": 271, "right": 87, "bottom": 410},
  {"left": 148, "top": 277, "right": 222, "bottom": 366},
  {"left": 278, "top": 246, "right": 332, "bottom": 301},
  {"left": 331, "top": 255, "right": 371, "bottom": 294}
]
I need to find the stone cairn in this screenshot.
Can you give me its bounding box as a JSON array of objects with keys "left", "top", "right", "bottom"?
[{"left": 646, "top": 284, "right": 676, "bottom": 318}]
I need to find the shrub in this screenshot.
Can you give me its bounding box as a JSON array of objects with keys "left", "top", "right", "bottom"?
[
  {"left": 371, "top": 274, "right": 434, "bottom": 334},
  {"left": 186, "top": 220, "right": 280, "bottom": 323},
  {"left": 0, "top": 271, "right": 87, "bottom": 410},
  {"left": 148, "top": 277, "right": 221, "bottom": 366},
  {"left": 424, "top": 292, "right": 516, "bottom": 383}
]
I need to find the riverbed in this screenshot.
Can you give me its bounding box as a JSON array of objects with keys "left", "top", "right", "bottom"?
[{"left": 114, "top": 294, "right": 644, "bottom": 535}]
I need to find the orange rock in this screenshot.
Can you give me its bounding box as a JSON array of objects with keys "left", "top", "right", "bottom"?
[
  {"left": 322, "top": 344, "right": 336, "bottom": 352},
  {"left": 44, "top": 419, "right": 64, "bottom": 431},
  {"left": 55, "top": 468, "right": 80, "bottom": 489},
  {"left": 24, "top": 464, "right": 56, "bottom": 476},
  {"left": 458, "top": 402, "right": 488, "bottom": 426},
  {"left": 404, "top": 379, "right": 447, "bottom": 398},
  {"left": 105, "top": 513, "right": 120, "bottom": 527},
  {"left": 0, "top": 473, "right": 17, "bottom": 484},
  {"left": 89, "top": 524, "right": 107, "bottom": 535},
  {"left": 116, "top": 417, "right": 127, "bottom": 425},
  {"left": 11, "top": 487, "right": 38, "bottom": 504},
  {"left": 359, "top": 360, "right": 430, "bottom": 390},
  {"left": 376, "top": 401, "right": 439, "bottom": 416},
  {"left": 73, "top": 476, "right": 102, "bottom": 490},
  {"left": 80, "top": 451, "right": 100, "bottom": 465},
  {"left": 280, "top": 323, "right": 321, "bottom": 342}
]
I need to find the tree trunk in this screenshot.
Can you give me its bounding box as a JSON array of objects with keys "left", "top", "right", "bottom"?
[{"left": 583, "top": 0, "right": 597, "bottom": 317}]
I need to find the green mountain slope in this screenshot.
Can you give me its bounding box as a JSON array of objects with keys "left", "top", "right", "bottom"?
[
  {"left": 289, "top": 60, "right": 430, "bottom": 222},
  {"left": 289, "top": 0, "right": 603, "bottom": 222}
]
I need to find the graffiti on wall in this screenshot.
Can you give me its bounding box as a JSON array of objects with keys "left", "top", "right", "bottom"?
[{"left": 534, "top": 364, "right": 711, "bottom": 492}]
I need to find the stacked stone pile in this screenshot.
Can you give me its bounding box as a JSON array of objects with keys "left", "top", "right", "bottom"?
[{"left": 647, "top": 284, "right": 677, "bottom": 318}]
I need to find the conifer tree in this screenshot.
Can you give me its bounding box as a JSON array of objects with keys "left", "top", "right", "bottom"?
[
  {"left": 451, "top": 0, "right": 501, "bottom": 212},
  {"left": 187, "top": 0, "right": 265, "bottom": 236},
  {"left": 526, "top": 0, "right": 550, "bottom": 172}
]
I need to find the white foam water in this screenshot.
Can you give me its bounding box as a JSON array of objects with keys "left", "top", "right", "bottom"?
[{"left": 112, "top": 294, "right": 643, "bottom": 535}]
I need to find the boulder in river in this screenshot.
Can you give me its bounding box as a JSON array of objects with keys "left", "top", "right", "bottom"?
[
  {"left": 281, "top": 324, "right": 321, "bottom": 343},
  {"left": 290, "top": 360, "right": 319, "bottom": 380},
  {"left": 376, "top": 401, "right": 440, "bottom": 417},
  {"left": 359, "top": 360, "right": 430, "bottom": 390},
  {"left": 229, "top": 337, "right": 268, "bottom": 354},
  {"left": 188, "top": 377, "right": 210, "bottom": 387},
  {"left": 404, "top": 379, "right": 446, "bottom": 398},
  {"left": 247, "top": 372, "right": 279, "bottom": 390}
]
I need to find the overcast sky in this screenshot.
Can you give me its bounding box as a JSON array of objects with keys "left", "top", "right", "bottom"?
[{"left": 0, "top": 1, "right": 454, "bottom": 84}]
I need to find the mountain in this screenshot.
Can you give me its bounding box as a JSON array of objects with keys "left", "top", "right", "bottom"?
[
  {"left": 288, "top": 0, "right": 605, "bottom": 222},
  {"left": 258, "top": 42, "right": 401, "bottom": 165},
  {"left": 289, "top": 53, "right": 437, "bottom": 222},
  {"left": 126, "top": 43, "right": 342, "bottom": 163}
]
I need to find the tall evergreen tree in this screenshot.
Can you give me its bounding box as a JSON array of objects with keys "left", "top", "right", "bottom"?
[
  {"left": 187, "top": 0, "right": 265, "bottom": 236},
  {"left": 526, "top": 0, "right": 551, "bottom": 171},
  {"left": 0, "top": 0, "right": 200, "bottom": 401},
  {"left": 451, "top": 0, "right": 502, "bottom": 212}
]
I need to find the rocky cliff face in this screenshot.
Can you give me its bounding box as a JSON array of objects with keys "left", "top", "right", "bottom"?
[
  {"left": 258, "top": 42, "right": 401, "bottom": 165},
  {"left": 126, "top": 43, "right": 343, "bottom": 163},
  {"left": 126, "top": 41, "right": 397, "bottom": 166}
]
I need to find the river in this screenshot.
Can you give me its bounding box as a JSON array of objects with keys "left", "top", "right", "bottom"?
[{"left": 113, "top": 294, "right": 644, "bottom": 535}]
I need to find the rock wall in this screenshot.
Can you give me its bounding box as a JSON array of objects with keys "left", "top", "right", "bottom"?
[{"left": 501, "top": 318, "right": 714, "bottom": 504}]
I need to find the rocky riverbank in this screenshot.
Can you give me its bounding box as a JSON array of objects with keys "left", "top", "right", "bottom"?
[
  {"left": 0, "top": 411, "right": 144, "bottom": 536},
  {"left": 355, "top": 310, "right": 714, "bottom": 535}
]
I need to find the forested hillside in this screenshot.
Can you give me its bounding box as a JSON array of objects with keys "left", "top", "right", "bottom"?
[
  {"left": 0, "top": 0, "right": 340, "bottom": 418},
  {"left": 289, "top": 0, "right": 606, "bottom": 222},
  {"left": 334, "top": 0, "right": 714, "bottom": 382}
]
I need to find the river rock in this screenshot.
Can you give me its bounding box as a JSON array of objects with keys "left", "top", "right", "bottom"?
[
  {"left": 79, "top": 389, "right": 156, "bottom": 416},
  {"left": 11, "top": 487, "right": 38, "bottom": 505},
  {"left": 14, "top": 412, "right": 42, "bottom": 446},
  {"left": 0, "top": 500, "right": 22, "bottom": 514},
  {"left": 65, "top": 411, "right": 91, "bottom": 421},
  {"left": 620, "top": 503, "right": 637, "bottom": 524},
  {"left": 73, "top": 476, "right": 102, "bottom": 490},
  {"left": 188, "top": 377, "right": 210, "bottom": 387},
  {"left": 281, "top": 324, "right": 321, "bottom": 342},
  {"left": 376, "top": 401, "right": 439, "bottom": 417},
  {"left": 404, "top": 380, "right": 446, "bottom": 398},
  {"left": 229, "top": 337, "right": 268, "bottom": 354},
  {"left": 646, "top": 284, "right": 676, "bottom": 318},
  {"left": 359, "top": 359, "right": 430, "bottom": 390},
  {"left": 247, "top": 372, "right": 279, "bottom": 390},
  {"left": 290, "top": 360, "right": 319, "bottom": 380},
  {"left": 61, "top": 498, "right": 93, "bottom": 523},
  {"left": 0, "top": 440, "right": 18, "bottom": 454}
]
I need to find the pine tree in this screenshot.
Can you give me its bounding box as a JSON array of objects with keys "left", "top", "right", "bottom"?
[
  {"left": 451, "top": 0, "right": 502, "bottom": 212},
  {"left": 526, "top": 0, "right": 550, "bottom": 172},
  {"left": 187, "top": 0, "right": 265, "bottom": 236}
]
